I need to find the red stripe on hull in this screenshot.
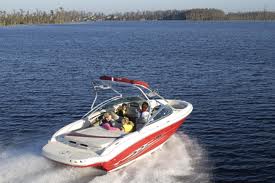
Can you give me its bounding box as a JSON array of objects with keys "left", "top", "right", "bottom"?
[{"left": 101, "top": 118, "right": 186, "bottom": 171}]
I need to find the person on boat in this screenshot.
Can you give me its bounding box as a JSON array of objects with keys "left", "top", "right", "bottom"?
[
  {"left": 139, "top": 102, "right": 150, "bottom": 120},
  {"left": 121, "top": 117, "right": 134, "bottom": 133},
  {"left": 116, "top": 103, "right": 128, "bottom": 118},
  {"left": 101, "top": 112, "right": 120, "bottom": 131},
  {"left": 135, "top": 101, "right": 151, "bottom": 130}
]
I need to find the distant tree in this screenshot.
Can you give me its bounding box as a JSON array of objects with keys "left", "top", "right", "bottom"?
[
  {"left": 1, "top": 8, "right": 275, "bottom": 26},
  {"left": 185, "top": 9, "right": 225, "bottom": 20}
]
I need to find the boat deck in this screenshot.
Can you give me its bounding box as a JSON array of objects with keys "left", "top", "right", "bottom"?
[{"left": 63, "top": 126, "right": 125, "bottom": 149}]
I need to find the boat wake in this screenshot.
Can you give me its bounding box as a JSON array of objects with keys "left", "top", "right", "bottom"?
[{"left": 0, "top": 133, "right": 210, "bottom": 183}]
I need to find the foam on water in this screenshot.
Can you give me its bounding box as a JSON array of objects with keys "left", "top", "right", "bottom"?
[{"left": 0, "top": 133, "right": 210, "bottom": 183}]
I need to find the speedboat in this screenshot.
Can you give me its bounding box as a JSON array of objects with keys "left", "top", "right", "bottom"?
[{"left": 42, "top": 76, "right": 193, "bottom": 171}]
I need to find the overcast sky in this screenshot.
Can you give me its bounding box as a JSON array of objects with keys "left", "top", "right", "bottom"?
[{"left": 1, "top": 0, "right": 275, "bottom": 13}]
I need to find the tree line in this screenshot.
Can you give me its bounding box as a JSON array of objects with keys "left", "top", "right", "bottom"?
[{"left": 1, "top": 8, "right": 275, "bottom": 26}]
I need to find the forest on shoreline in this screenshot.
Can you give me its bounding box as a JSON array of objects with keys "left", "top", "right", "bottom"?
[{"left": 1, "top": 7, "right": 275, "bottom": 26}]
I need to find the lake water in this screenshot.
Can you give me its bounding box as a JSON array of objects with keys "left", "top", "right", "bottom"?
[{"left": 0, "top": 21, "right": 275, "bottom": 183}]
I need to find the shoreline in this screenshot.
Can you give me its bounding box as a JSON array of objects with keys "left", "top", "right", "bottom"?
[
  {"left": 1, "top": 19, "right": 275, "bottom": 27},
  {"left": 1, "top": 8, "right": 275, "bottom": 26}
]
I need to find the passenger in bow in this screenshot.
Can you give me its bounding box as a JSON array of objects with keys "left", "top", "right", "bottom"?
[{"left": 101, "top": 112, "right": 120, "bottom": 131}]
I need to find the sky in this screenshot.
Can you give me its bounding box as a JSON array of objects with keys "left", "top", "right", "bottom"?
[{"left": 1, "top": 0, "right": 275, "bottom": 13}]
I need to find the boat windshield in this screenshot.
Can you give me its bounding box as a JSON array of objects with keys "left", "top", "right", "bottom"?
[
  {"left": 83, "top": 96, "right": 145, "bottom": 118},
  {"left": 102, "top": 96, "right": 143, "bottom": 109}
]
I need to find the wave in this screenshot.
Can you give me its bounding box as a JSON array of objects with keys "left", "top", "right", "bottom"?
[{"left": 0, "top": 133, "right": 210, "bottom": 183}]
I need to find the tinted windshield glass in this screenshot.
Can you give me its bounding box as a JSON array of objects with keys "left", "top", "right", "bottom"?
[
  {"left": 152, "top": 106, "right": 172, "bottom": 121},
  {"left": 83, "top": 96, "right": 145, "bottom": 118}
]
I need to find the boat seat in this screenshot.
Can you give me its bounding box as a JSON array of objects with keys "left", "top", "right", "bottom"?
[
  {"left": 109, "top": 111, "right": 120, "bottom": 121},
  {"left": 127, "top": 102, "right": 140, "bottom": 121}
]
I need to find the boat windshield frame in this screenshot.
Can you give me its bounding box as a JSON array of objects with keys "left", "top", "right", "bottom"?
[{"left": 82, "top": 78, "right": 172, "bottom": 129}]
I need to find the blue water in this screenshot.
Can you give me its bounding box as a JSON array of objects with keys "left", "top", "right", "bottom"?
[{"left": 0, "top": 21, "right": 275, "bottom": 183}]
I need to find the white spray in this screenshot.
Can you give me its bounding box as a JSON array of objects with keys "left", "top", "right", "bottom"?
[{"left": 0, "top": 133, "right": 210, "bottom": 183}]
